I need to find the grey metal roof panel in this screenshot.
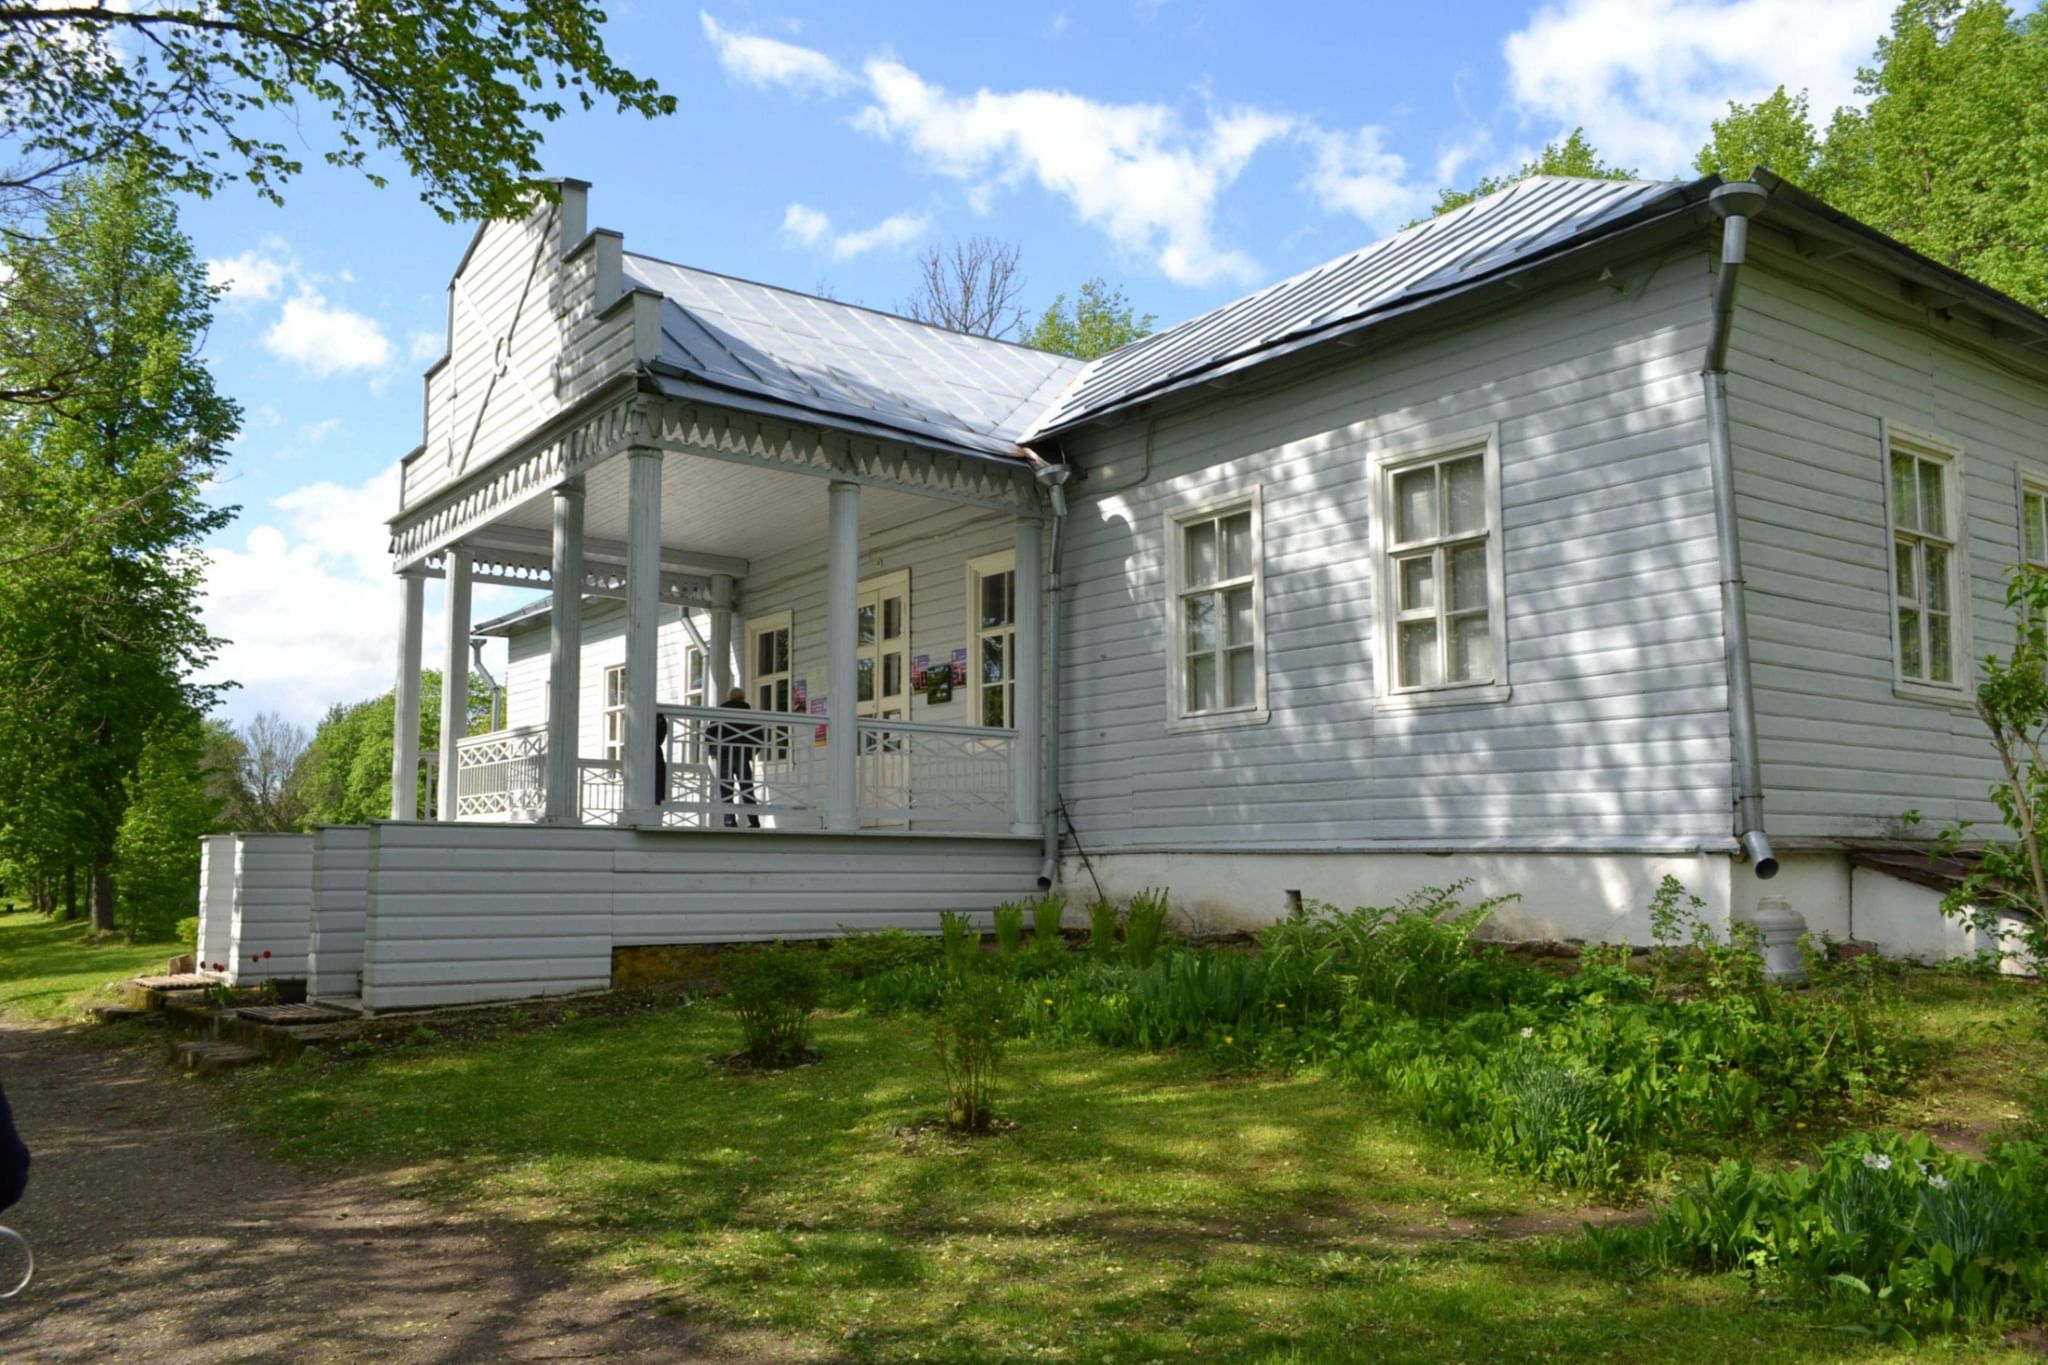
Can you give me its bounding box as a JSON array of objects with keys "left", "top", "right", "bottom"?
[
  {"left": 1026, "top": 176, "right": 1693, "bottom": 437},
  {"left": 623, "top": 254, "right": 1084, "bottom": 461}
]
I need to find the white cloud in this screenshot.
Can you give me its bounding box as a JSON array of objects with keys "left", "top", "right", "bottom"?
[
  {"left": 407, "top": 328, "right": 443, "bottom": 364},
  {"left": 201, "top": 463, "right": 513, "bottom": 727},
  {"left": 855, "top": 61, "right": 1290, "bottom": 286},
  {"left": 780, "top": 203, "right": 831, "bottom": 247},
  {"left": 700, "top": 11, "right": 852, "bottom": 95},
  {"left": 1503, "top": 0, "right": 1891, "bottom": 174},
  {"left": 205, "top": 244, "right": 292, "bottom": 302},
  {"left": 781, "top": 203, "right": 930, "bottom": 260},
  {"left": 1302, "top": 125, "right": 1427, "bottom": 230},
  {"left": 263, "top": 289, "right": 394, "bottom": 377}
]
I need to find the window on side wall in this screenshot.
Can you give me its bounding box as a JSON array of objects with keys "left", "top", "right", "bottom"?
[
  {"left": 966, "top": 551, "right": 1016, "bottom": 728},
  {"left": 1166, "top": 489, "right": 1267, "bottom": 732},
  {"left": 1373, "top": 429, "right": 1507, "bottom": 706},
  {"left": 2022, "top": 477, "right": 2048, "bottom": 573},
  {"left": 601, "top": 664, "right": 625, "bottom": 762},
  {"left": 1887, "top": 427, "right": 1966, "bottom": 698}
]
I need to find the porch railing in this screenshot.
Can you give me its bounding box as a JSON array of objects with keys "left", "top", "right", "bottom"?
[
  {"left": 655, "top": 704, "right": 825, "bottom": 828},
  {"left": 856, "top": 717, "right": 1016, "bottom": 831},
  {"left": 453, "top": 726, "right": 547, "bottom": 820}
]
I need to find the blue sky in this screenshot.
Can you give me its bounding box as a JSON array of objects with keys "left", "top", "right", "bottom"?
[{"left": 180, "top": 0, "right": 1897, "bottom": 727}]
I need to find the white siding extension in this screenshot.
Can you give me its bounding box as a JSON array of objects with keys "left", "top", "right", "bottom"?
[
  {"left": 1057, "top": 244, "right": 1732, "bottom": 853},
  {"left": 195, "top": 834, "right": 236, "bottom": 974},
  {"left": 1727, "top": 245, "right": 2048, "bottom": 840},
  {"left": 308, "top": 826, "right": 370, "bottom": 1000},
  {"left": 227, "top": 833, "right": 314, "bottom": 984}
]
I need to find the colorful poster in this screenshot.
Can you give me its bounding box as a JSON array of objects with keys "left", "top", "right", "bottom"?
[
  {"left": 791, "top": 678, "right": 807, "bottom": 714},
  {"left": 810, "top": 694, "right": 828, "bottom": 746},
  {"left": 950, "top": 647, "right": 968, "bottom": 686},
  {"left": 911, "top": 653, "right": 931, "bottom": 689}
]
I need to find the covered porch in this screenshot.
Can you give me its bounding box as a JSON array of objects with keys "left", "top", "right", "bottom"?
[{"left": 391, "top": 389, "right": 1052, "bottom": 843}]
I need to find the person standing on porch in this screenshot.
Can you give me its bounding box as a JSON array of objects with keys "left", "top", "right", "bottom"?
[{"left": 707, "top": 687, "right": 762, "bottom": 829}]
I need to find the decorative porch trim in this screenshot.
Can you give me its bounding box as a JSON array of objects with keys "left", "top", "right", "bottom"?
[
  {"left": 389, "top": 388, "right": 1046, "bottom": 571},
  {"left": 414, "top": 546, "right": 713, "bottom": 607}
]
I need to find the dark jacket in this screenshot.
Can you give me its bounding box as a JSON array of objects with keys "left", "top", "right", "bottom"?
[{"left": 0, "top": 1078, "right": 27, "bottom": 1213}]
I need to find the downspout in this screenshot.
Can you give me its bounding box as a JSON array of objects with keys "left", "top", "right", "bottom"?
[
  {"left": 1703, "top": 181, "right": 1778, "bottom": 879},
  {"left": 1033, "top": 462, "right": 1072, "bottom": 889}
]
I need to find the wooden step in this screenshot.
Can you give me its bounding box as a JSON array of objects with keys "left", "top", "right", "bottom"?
[
  {"left": 86, "top": 1004, "right": 156, "bottom": 1025},
  {"left": 234, "top": 1003, "right": 357, "bottom": 1027},
  {"left": 173, "top": 1040, "right": 264, "bottom": 1074}
]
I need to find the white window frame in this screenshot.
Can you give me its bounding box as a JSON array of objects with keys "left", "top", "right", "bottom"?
[
  {"left": 965, "top": 550, "right": 1017, "bottom": 729},
  {"left": 1370, "top": 426, "right": 1509, "bottom": 709},
  {"left": 744, "top": 610, "right": 795, "bottom": 715},
  {"left": 1163, "top": 486, "right": 1269, "bottom": 734},
  {"left": 1882, "top": 422, "right": 1971, "bottom": 704},
  {"left": 2019, "top": 471, "right": 2048, "bottom": 574},
  {"left": 601, "top": 663, "right": 625, "bottom": 762}
]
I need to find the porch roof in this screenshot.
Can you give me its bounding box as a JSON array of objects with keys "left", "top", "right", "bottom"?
[{"left": 624, "top": 253, "right": 1085, "bottom": 463}]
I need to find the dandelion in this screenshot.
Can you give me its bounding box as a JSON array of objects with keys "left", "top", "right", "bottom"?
[
  {"left": 1043, "top": 998, "right": 1054, "bottom": 1006},
  {"left": 1795, "top": 1121, "right": 1807, "bottom": 1129},
  {"left": 1224, "top": 1035, "right": 1235, "bottom": 1046},
  {"left": 1862, "top": 1152, "right": 1892, "bottom": 1172},
  {"left": 1275, "top": 1001, "right": 1286, "bottom": 1011},
  {"left": 1519, "top": 1027, "right": 1534, "bottom": 1039}
]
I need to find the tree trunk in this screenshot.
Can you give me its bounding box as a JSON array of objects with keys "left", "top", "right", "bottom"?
[
  {"left": 63, "top": 865, "right": 77, "bottom": 921},
  {"left": 89, "top": 855, "right": 114, "bottom": 933}
]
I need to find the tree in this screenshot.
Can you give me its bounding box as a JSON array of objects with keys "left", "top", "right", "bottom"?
[
  {"left": 298, "top": 671, "right": 490, "bottom": 827},
  {"left": 1430, "top": 129, "right": 1635, "bottom": 217},
  {"left": 1022, "top": 279, "right": 1156, "bottom": 360},
  {"left": 902, "top": 237, "right": 1027, "bottom": 338},
  {"left": 0, "top": 159, "right": 238, "bottom": 931},
  {"left": 114, "top": 712, "right": 221, "bottom": 942},
  {"left": 1693, "top": 86, "right": 1827, "bottom": 187},
  {"left": 0, "top": 2, "right": 673, "bottom": 224},
  {"left": 238, "top": 711, "right": 311, "bottom": 831},
  {"left": 1692, "top": 2, "right": 2048, "bottom": 309}
]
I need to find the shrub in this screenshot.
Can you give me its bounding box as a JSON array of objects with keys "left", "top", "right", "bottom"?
[
  {"left": 175, "top": 916, "right": 200, "bottom": 954},
  {"left": 1123, "top": 889, "right": 1170, "bottom": 967},
  {"left": 939, "top": 910, "right": 978, "bottom": 977},
  {"left": 1086, "top": 899, "right": 1118, "bottom": 960},
  {"left": 992, "top": 900, "right": 1027, "bottom": 955},
  {"left": 722, "top": 942, "right": 826, "bottom": 1067},
  {"left": 1031, "top": 892, "right": 1066, "bottom": 947},
  {"left": 826, "top": 926, "right": 940, "bottom": 979},
  {"left": 934, "top": 979, "right": 1007, "bottom": 1132}
]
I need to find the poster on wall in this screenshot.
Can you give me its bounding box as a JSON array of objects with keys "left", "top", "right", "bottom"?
[
  {"left": 810, "top": 694, "right": 828, "bottom": 747},
  {"left": 950, "top": 647, "right": 968, "bottom": 685},
  {"left": 791, "top": 678, "right": 807, "bottom": 715},
  {"left": 911, "top": 653, "right": 930, "bottom": 689}
]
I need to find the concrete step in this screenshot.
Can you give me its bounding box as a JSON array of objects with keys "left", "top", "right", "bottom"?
[{"left": 173, "top": 1040, "right": 265, "bottom": 1075}]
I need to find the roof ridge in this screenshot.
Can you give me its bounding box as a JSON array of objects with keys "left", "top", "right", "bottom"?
[{"left": 622, "top": 249, "right": 1077, "bottom": 361}]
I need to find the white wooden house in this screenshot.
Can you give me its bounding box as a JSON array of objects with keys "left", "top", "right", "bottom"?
[{"left": 196, "top": 172, "right": 2048, "bottom": 1007}]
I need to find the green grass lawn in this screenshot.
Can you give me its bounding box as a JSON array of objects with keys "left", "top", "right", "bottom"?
[
  {"left": 0, "top": 909, "right": 175, "bottom": 1021},
  {"left": 224, "top": 999, "right": 2026, "bottom": 1363}
]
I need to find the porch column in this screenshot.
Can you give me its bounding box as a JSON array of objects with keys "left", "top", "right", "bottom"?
[
  {"left": 389, "top": 572, "right": 425, "bottom": 819},
  {"left": 825, "top": 480, "right": 860, "bottom": 831},
  {"left": 1011, "top": 519, "right": 1044, "bottom": 837},
  {"left": 436, "top": 546, "right": 473, "bottom": 822},
  {"left": 544, "top": 480, "right": 585, "bottom": 823},
  {"left": 708, "top": 573, "right": 735, "bottom": 698},
  {"left": 622, "top": 448, "right": 664, "bottom": 824}
]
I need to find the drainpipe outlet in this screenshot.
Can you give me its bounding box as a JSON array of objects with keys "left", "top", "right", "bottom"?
[{"left": 1741, "top": 829, "right": 1778, "bottom": 880}]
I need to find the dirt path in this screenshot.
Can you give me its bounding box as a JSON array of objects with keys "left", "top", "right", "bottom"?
[{"left": 0, "top": 1020, "right": 775, "bottom": 1364}]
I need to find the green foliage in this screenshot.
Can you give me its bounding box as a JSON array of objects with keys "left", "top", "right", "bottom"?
[
  {"left": 1021, "top": 278, "right": 1156, "bottom": 359},
  {"left": 174, "top": 917, "right": 200, "bottom": 953},
  {"left": 939, "top": 910, "right": 978, "bottom": 978},
  {"left": 1692, "top": 2, "right": 2048, "bottom": 309},
  {"left": 1292, "top": 882, "right": 1519, "bottom": 1018},
  {"left": 0, "top": 2, "right": 674, "bottom": 224},
  {"left": 1030, "top": 892, "right": 1066, "bottom": 947},
  {"left": 1086, "top": 898, "right": 1119, "bottom": 960},
  {"left": 0, "top": 159, "right": 239, "bottom": 929},
  {"left": 1646, "top": 1132, "right": 2048, "bottom": 1335},
  {"left": 721, "top": 942, "right": 825, "bottom": 1067},
  {"left": 1430, "top": 129, "right": 1634, "bottom": 216},
  {"left": 297, "top": 670, "right": 489, "bottom": 825},
  {"left": 824, "top": 926, "right": 940, "bottom": 980},
  {"left": 934, "top": 979, "right": 1008, "bottom": 1132},
  {"left": 113, "top": 714, "right": 221, "bottom": 941},
  {"left": 1122, "top": 889, "right": 1171, "bottom": 967},
  {"left": 991, "top": 900, "right": 1026, "bottom": 955}
]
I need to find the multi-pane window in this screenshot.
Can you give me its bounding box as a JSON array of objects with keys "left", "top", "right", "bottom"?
[
  {"left": 682, "top": 645, "right": 707, "bottom": 709},
  {"left": 968, "top": 553, "right": 1016, "bottom": 727},
  {"left": 601, "top": 664, "right": 625, "bottom": 761},
  {"left": 1382, "top": 443, "right": 1497, "bottom": 692},
  {"left": 747, "top": 612, "right": 795, "bottom": 760},
  {"left": 2024, "top": 482, "right": 2048, "bottom": 571},
  {"left": 1171, "top": 496, "right": 1263, "bottom": 723},
  {"left": 1890, "top": 437, "right": 1959, "bottom": 687}
]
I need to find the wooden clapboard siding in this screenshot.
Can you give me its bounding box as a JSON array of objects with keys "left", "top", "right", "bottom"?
[
  {"left": 358, "top": 822, "right": 1039, "bottom": 1010},
  {"left": 229, "top": 834, "right": 314, "bottom": 984},
  {"left": 1727, "top": 243, "right": 2048, "bottom": 839},
  {"left": 1057, "top": 243, "right": 1732, "bottom": 852},
  {"left": 195, "top": 834, "right": 236, "bottom": 973},
  {"left": 503, "top": 605, "right": 707, "bottom": 749},
  {"left": 741, "top": 499, "right": 1034, "bottom": 729},
  {"left": 308, "top": 827, "right": 370, "bottom": 1000}
]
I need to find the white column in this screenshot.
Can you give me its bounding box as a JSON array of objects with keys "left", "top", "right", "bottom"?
[
  {"left": 389, "top": 573, "right": 425, "bottom": 819},
  {"left": 436, "top": 547, "right": 473, "bottom": 822},
  {"left": 825, "top": 480, "right": 860, "bottom": 831},
  {"left": 709, "top": 573, "right": 735, "bottom": 699},
  {"left": 544, "top": 481, "right": 585, "bottom": 823},
  {"left": 1011, "top": 518, "right": 1044, "bottom": 837},
  {"left": 622, "top": 449, "right": 664, "bottom": 824}
]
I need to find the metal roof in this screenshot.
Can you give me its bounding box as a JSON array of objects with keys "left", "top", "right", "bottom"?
[
  {"left": 1025, "top": 176, "right": 1696, "bottom": 438},
  {"left": 623, "top": 254, "right": 1085, "bottom": 463}
]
